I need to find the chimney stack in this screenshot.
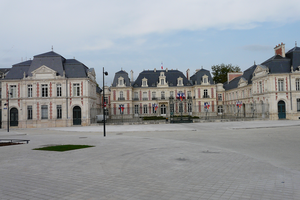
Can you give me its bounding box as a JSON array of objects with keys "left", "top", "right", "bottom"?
[
  {"left": 130, "top": 70, "right": 134, "bottom": 82},
  {"left": 227, "top": 72, "right": 243, "bottom": 84},
  {"left": 274, "top": 42, "right": 285, "bottom": 57},
  {"left": 186, "top": 69, "right": 190, "bottom": 80}
]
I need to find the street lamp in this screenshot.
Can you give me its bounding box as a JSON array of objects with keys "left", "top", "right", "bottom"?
[
  {"left": 4, "top": 92, "right": 12, "bottom": 132},
  {"left": 103, "top": 67, "right": 108, "bottom": 137}
]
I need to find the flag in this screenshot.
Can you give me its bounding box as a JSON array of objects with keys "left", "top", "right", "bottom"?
[
  {"left": 119, "top": 104, "right": 124, "bottom": 113},
  {"left": 204, "top": 102, "right": 210, "bottom": 109},
  {"left": 177, "top": 92, "right": 185, "bottom": 101},
  {"left": 153, "top": 103, "right": 158, "bottom": 111},
  {"left": 161, "top": 62, "right": 163, "bottom": 69}
]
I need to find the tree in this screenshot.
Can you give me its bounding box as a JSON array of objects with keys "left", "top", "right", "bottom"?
[{"left": 211, "top": 64, "right": 241, "bottom": 84}]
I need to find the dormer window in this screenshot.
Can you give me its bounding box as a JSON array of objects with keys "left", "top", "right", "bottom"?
[
  {"left": 177, "top": 77, "right": 183, "bottom": 86},
  {"left": 142, "top": 77, "right": 148, "bottom": 87},
  {"left": 202, "top": 75, "right": 209, "bottom": 85},
  {"left": 161, "top": 79, "right": 164, "bottom": 85},
  {"left": 158, "top": 72, "right": 167, "bottom": 86},
  {"left": 117, "top": 76, "right": 125, "bottom": 87}
]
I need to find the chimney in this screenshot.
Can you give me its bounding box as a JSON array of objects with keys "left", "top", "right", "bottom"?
[
  {"left": 130, "top": 70, "right": 134, "bottom": 81},
  {"left": 186, "top": 69, "right": 190, "bottom": 80},
  {"left": 274, "top": 42, "right": 285, "bottom": 57},
  {"left": 227, "top": 72, "right": 243, "bottom": 83}
]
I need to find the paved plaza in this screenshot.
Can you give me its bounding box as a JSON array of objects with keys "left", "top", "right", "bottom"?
[{"left": 1, "top": 120, "right": 300, "bottom": 200}]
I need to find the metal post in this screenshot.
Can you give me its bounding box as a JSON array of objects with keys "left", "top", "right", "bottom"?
[
  {"left": 7, "top": 93, "right": 9, "bottom": 132},
  {"left": 103, "top": 67, "right": 106, "bottom": 137}
]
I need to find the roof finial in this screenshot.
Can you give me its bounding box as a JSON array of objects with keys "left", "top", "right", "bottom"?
[
  {"left": 254, "top": 61, "right": 256, "bottom": 65},
  {"left": 51, "top": 45, "right": 53, "bottom": 51},
  {"left": 296, "top": 41, "right": 297, "bottom": 47}
]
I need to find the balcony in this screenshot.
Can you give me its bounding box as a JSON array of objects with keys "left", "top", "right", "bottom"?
[
  {"left": 152, "top": 97, "right": 158, "bottom": 100},
  {"left": 133, "top": 97, "right": 139, "bottom": 101},
  {"left": 203, "top": 95, "right": 210, "bottom": 98},
  {"left": 187, "top": 96, "right": 192, "bottom": 99},
  {"left": 143, "top": 98, "right": 148, "bottom": 101},
  {"left": 161, "top": 96, "right": 165, "bottom": 100},
  {"left": 169, "top": 96, "right": 174, "bottom": 99},
  {"left": 118, "top": 97, "right": 125, "bottom": 100}
]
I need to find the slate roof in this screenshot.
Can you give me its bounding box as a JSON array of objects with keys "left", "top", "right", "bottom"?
[
  {"left": 112, "top": 70, "right": 131, "bottom": 87},
  {"left": 261, "top": 55, "right": 291, "bottom": 74},
  {"left": 5, "top": 51, "right": 91, "bottom": 80},
  {"left": 132, "top": 70, "right": 191, "bottom": 87},
  {"left": 286, "top": 46, "right": 300, "bottom": 71},
  {"left": 190, "top": 69, "right": 214, "bottom": 85}
]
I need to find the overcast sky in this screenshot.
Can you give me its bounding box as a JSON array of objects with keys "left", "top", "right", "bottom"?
[{"left": 1, "top": 0, "right": 300, "bottom": 86}]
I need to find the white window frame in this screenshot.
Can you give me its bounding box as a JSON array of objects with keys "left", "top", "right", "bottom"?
[
  {"left": 134, "top": 105, "right": 139, "bottom": 114},
  {"left": 10, "top": 85, "right": 17, "bottom": 98},
  {"left": 41, "top": 105, "right": 48, "bottom": 119},
  {"left": 41, "top": 84, "right": 48, "bottom": 97},
  {"left": 57, "top": 84, "right": 62, "bottom": 97},
  {"left": 296, "top": 79, "right": 300, "bottom": 91},
  {"left": 57, "top": 105, "right": 62, "bottom": 119},
  {"left": 143, "top": 104, "right": 148, "bottom": 114},
  {"left": 28, "top": 85, "right": 32, "bottom": 98},
  {"left": 278, "top": 79, "right": 284, "bottom": 91},
  {"left": 73, "top": 83, "right": 80, "bottom": 97}
]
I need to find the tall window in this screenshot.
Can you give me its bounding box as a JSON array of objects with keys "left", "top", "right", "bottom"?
[
  {"left": 41, "top": 84, "right": 48, "bottom": 97},
  {"left": 297, "top": 99, "right": 300, "bottom": 112},
  {"left": 143, "top": 104, "right": 148, "bottom": 114},
  {"left": 134, "top": 92, "right": 138, "bottom": 100},
  {"left": 120, "top": 91, "right": 123, "bottom": 98},
  {"left": 188, "top": 103, "right": 192, "bottom": 112},
  {"left": 28, "top": 85, "right": 32, "bottom": 98},
  {"left": 41, "top": 105, "right": 48, "bottom": 119},
  {"left": 73, "top": 83, "right": 80, "bottom": 96},
  {"left": 161, "top": 104, "right": 166, "bottom": 114},
  {"left": 218, "top": 94, "right": 222, "bottom": 101},
  {"left": 152, "top": 92, "right": 156, "bottom": 99},
  {"left": 27, "top": 106, "right": 32, "bottom": 120},
  {"left": 10, "top": 85, "right": 16, "bottom": 98},
  {"left": 161, "top": 91, "right": 165, "bottom": 99},
  {"left": 242, "top": 90, "right": 244, "bottom": 98},
  {"left": 170, "top": 91, "right": 174, "bottom": 98},
  {"left": 143, "top": 92, "right": 147, "bottom": 100},
  {"left": 161, "top": 79, "right": 164, "bottom": 85},
  {"left": 259, "top": 82, "right": 262, "bottom": 93},
  {"left": 57, "top": 105, "right": 62, "bottom": 119},
  {"left": 218, "top": 105, "right": 223, "bottom": 114},
  {"left": 278, "top": 79, "right": 284, "bottom": 91},
  {"left": 296, "top": 79, "right": 300, "bottom": 91},
  {"left": 57, "top": 84, "right": 62, "bottom": 97},
  {"left": 178, "top": 80, "right": 182, "bottom": 85},
  {"left": 119, "top": 79, "right": 123, "bottom": 85},
  {"left": 134, "top": 105, "right": 139, "bottom": 114},
  {"left": 187, "top": 91, "right": 191, "bottom": 98},
  {"left": 204, "top": 89, "right": 208, "bottom": 98}
]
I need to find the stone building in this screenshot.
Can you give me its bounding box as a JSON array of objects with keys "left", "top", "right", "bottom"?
[{"left": 1, "top": 51, "right": 99, "bottom": 128}]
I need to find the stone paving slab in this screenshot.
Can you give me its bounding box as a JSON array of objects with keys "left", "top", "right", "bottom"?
[{"left": 0, "top": 120, "right": 300, "bottom": 199}]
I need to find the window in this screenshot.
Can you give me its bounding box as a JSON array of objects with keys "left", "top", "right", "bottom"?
[
  {"left": 143, "top": 104, "right": 148, "bottom": 114},
  {"left": 73, "top": 83, "right": 80, "bottom": 96},
  {"left": 161, "top": 79, "right": 164, "bottom": 85},
  {"left": 297, "top": 99, "right": 300, "bottom": 112},
  {"left": 57, "top": 84, "right": 62, "bottom": 97},
  {"left": 188, "top": 103, "right": 192, "bottom": 112},
  {"left": 161, "top": 91, "right": 165, "bottom": 99},
  {"left": 187, "top": 91, "right": 191, "bottom": 98},
  {"left": 57, "top": 105, "right": 62, "bottom": 119},
  {"left": 135, "top": 105, "right": 139, "bottom": 114},
  {"left": 119, "top": 79, "right": 123, "bottom": 85},
  {"left": 204, "top": 78, "right": 207, "bottom": 83},
  {"left": 278, "top": 79, "right": 284, "bottom": 91},
  {"left": 41, "top": 84, "right": 48, "bottom": 97},
  {"left": 120, "top": 91, "right": 123, "bottom": 98},
  {"left": 236, "top": 91, "right": 238, "bottom": 99},
  {"left": 27, "top": 106, "right": 32, "bottom": 120},
  {"left": 218, "top": 105, "right": 223, "bottom": 114},
  {"left": 170, "top": 104, "right": 174, "bottom": 113},
  {"left": 41, "top": 105, "right": 48, "bottom": 119},
  {"left": 143, "top": 92, "right": 147, "bottom": 100},
  {"left": 28, "top": 85, "right": 32, "bottom": 98},
  {"left": 161, "top": 104, "right": 166, "bottom": 114},
  {"left": 296, "top": 79, "right": 300, "bottom": 91},
  {"left": 134, "top": 92, "right": 138, "bottom": 100},
  {"left": 218, "top": 94, "right": 222, "bottom": 101},
  {"left": 178, "top": 80, "right": 182, "bottom": 85},
  {"left": 242, "top": 90, "right": 244, "bottom": 98},
  {"left": 250, "top": 89, "right": 252, "bottom": 96},
  {"left": 170, "top": 91, "right": 174, "bottom": 98},
  {"left": 259, "top": 82, "right": 262, "bottom": 93},
  {"left": 152, "top": 92, "right": 156, "bottom": 99},
  {"left": 204, "top": 89, "right": 208, "bottom": 98},
  {"left": 10, "top": 85, "right": 16, "bottom": 98}
]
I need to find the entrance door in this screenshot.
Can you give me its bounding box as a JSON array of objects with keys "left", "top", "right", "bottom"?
[
  {"left": 10, "top": 108, "right": 18, "bottom": 126},
  {"left": 278, "top": 101, "right": 286, "bottom": 119},
  {"left": 73, "top": 106, "right": 82, "bottom": 125}
]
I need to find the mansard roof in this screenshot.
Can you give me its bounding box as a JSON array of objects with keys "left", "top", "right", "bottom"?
[
  {"left": 190, "top": 68, "right": 214, "bottom": 85},
  {"left": 286, "top": 46, "right": 300, "bottom": 71},
  {"left": 132, "top": 69, "right": 191, "bottom": 87},
  {"left": 5, "top": 51, "right": 91, "bottom": 80},
  {"left": 261, "top": 55, "right": 291, "bottom": 74},
  {"left": 112, "top": 70, "right": 131, "bottom": 87}
]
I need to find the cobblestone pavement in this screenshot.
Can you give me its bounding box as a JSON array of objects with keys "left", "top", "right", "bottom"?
[{"left": 0, "top": 120, "right": 300, "bottom": 200}]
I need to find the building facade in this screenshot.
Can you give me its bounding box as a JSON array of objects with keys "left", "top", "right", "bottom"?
[{"left": 1, "top": 51, "right": 99, "bottom": 128}]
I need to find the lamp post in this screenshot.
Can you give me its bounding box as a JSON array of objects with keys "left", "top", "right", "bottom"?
[
  {"left": 103, "top": 67, "right": 108, "bottom": 137},
  {"left": 4, "top": 92, "right": 12, "bottom": 132}
]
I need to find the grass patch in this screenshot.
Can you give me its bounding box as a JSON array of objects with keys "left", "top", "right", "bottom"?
[{"left": 33, "top": 144, "right": 94, "bottom": 152}]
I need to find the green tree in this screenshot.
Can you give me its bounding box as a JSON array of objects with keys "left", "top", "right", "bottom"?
[{"left": 211, "top": 64, "right": 241, "bottom": 84}]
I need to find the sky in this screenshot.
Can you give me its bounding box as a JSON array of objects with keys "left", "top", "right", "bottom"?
[{"left": 1, "top": 0, "right": 300, "bottom": 86}]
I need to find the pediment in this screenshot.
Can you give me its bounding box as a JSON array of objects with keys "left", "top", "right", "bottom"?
[
  {"left": 238, "top": 77, "right": 248, "bottom": 87},
  {"left": 31, "top": 65, "right": 57, "bottom": 79},
  {"left": 253, "top": 65, "right": 269, "bottom": 77}
]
